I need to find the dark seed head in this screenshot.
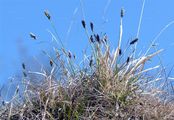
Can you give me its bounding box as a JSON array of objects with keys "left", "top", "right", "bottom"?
[
  {"left": 152, "top": 44, "right": 158, "bottom": 47},
  {"left": 126, "top": 57, "right": 130, "bottom": 64},
  {"left": 29, "top": 32, "right": 37, "bottom": 40},
  {"left": 16, "top": 87, "right": 19, "bottom": 93},
  {"left": 120, "top": 8, "right": 124, "bottom": 18},
  {"left": 68, "top": 51, "right": 72, "bottom": 59},
  {"left": 130, "top": 38, "right": 138, "bottom": 45},
  {"left": 81, "top": 20, "right": 86, "bottom": 29},
  {"left": 22, "top": 63, "right": 25, "bottom": 69},
  {"left": 44, "top": 10, "right": 51, "bottom": 20},
  {"left": 95, "top": 34, "right": 100, "bottom": 43},
  {"left": 73, "top": 54, "right": 76, "bottom": 59},
  {"left": 89, "top": 59, "right": 93, "bottom": 67},
  {"left": 103, "top": 35, "right": 108, "bottom": 43},
  {"left": 90, "top": 35, "right": 94, "bottom": 43},
  {"left": 23, "top": 72, "right": 27, "bottom": 77},
  {"left": 119, "top": 49, "right": 122, "bottom": 56},
  {"left": 2, "top": 101, "right": 5, "bottom": 106},
  {"left": 50, "top": 60, "right": 53, "bottom": 67},
  {"left": 90, "top": 22, "right": 94, "bottom": 32}
]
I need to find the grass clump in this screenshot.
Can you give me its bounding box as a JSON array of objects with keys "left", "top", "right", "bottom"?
[{"left": 0, "top": 8, "right": 174, "bottom": 120}]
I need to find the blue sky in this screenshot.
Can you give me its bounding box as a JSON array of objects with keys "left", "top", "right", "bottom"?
[{"left": 0, "top": 0, "right": 174, "bottom": 86}]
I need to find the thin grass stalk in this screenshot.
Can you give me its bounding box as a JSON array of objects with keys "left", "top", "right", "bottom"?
[
  {"left": 47, "top": 16, "right": 76, "bottom": 76},
  {"left": 111, "top": 11, "right": 123, "bottom": 67}
]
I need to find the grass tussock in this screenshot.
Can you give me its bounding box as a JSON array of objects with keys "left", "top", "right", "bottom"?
[{"left": 0, "top": 8, "right": 174, "bottom": 120}]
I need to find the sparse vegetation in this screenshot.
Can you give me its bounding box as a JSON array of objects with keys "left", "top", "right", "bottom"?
[{"left": 0, "top": 6, "right": 174, "bottom": 120}]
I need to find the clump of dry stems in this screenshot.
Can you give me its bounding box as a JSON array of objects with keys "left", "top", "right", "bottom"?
[{"left": 0, "top": 8, "right": 174, "bottom": 120}]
